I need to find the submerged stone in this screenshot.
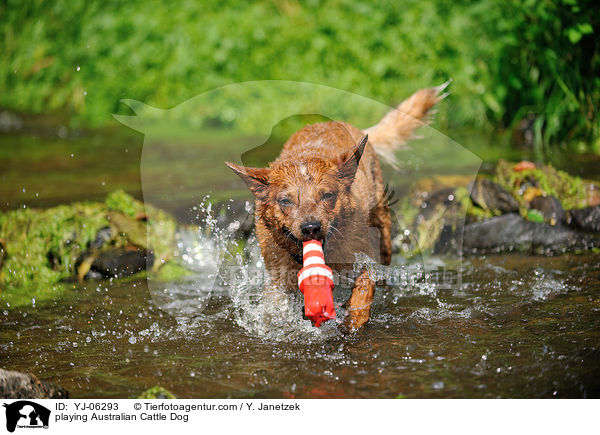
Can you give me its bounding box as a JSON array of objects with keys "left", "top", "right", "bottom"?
[
  {"left": 86, "top": 248, "right": 154, "bottom": 279},
  {"left": 529, "top": 196, "right": 566, "bottom": 226},
  {"left": 469, "top": 178, "right": 519, "bottom": 214},
  {"left": 569, "top": 205, "right": 600, "bottom": 233},
  {"left": 462, "top": 213, "right": 600, "bottom": 255},
  {"left": 0, "top": 369, "right": 69, "bottom": 399}
]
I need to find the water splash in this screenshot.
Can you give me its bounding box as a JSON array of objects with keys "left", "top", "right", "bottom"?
[{"left": 146, "top": 199, "right": 344, "bottom": 342}]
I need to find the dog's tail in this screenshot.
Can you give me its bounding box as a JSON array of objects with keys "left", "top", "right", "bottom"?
[{"left": 363, "top": 80, "right": 451, "bottom": 167}]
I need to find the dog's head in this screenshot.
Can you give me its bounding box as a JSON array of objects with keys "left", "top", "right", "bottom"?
[{"left": 226, "top": 135, "right": 367, "bottom": 254}]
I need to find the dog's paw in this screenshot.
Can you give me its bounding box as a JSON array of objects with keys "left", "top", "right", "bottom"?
[
  {"left": 338, "top": 321, "right": 359, "bottom": 335},
  {"left": 339, "top": 310, "right": 370, "bottom": 334}
]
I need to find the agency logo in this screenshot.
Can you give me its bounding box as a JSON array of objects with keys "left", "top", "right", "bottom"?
[
  {"left": 3, "top": 401, "right": 50, "bottom": 432},
  {"left": 114, "top": 81, "right": 478, "bottom": 318}
]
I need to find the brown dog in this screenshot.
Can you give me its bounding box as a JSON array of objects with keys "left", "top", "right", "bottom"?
[{"left": 226, "top": 85, "right": 446, "bottom": 331}]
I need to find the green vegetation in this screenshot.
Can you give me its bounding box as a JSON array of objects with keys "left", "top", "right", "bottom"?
[
  {"left": 487, "top": 0, "right": 599, "bottom": 151},
  {"left": 494, "top": 159, "right": 591, "bottom": 211},
  {"left": 0, "top": 203, "right": 109, "bottom": 290},
  {"left": 106, "top": 189, "right": 145, "bottom": 219},
  {"left": 0, "top": 190, "right": 180, "bottom": 306},
  {"left": 1, "top": 0, "right": 597, "bottom": 151},
  {"left": 137, "top": 386, "right": 176, "bottom": 399}
]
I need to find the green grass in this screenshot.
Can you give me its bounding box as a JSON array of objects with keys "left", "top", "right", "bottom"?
[{"left": 0, "top": 0, "right": 598, "bottom": 151}]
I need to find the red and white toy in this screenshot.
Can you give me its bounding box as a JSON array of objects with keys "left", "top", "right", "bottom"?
[{"left": 297, "top": 240, "right": 336, "bottom": 327}]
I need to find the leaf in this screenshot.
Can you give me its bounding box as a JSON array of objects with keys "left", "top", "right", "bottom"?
[
  {"left": 527, "top": 209, "right": 545, "bottom": 223},
  {"left": 566, "top": 27, "right": 582, "bottom": 44}
]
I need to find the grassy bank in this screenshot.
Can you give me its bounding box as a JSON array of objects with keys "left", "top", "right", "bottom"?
[{"left": 1, "top": 0, "right": 598, "bottom": 151}]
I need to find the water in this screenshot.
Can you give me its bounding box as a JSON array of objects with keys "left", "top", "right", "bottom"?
[
  {"left": 1, "top": 125, "right": 600, "bottom": 398},
  {"left": 1, "top": 252, "right": 599, "bottom": 398}
]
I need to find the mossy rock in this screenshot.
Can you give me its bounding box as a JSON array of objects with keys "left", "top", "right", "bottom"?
[
  {"left": 494, "top": 159, "right": 596, "bottom": 212},
  {"left": 0, "top": 190, "right": 181, "bottom": 304},
  {"left": 393, "top": 161, "right": 600, "bottom": 257},
  {"left": 137, "top": 386, "right": 176, "bottom": 399},
  {"left": 0, "top": 202, "right": 110, "bottom": 291}
]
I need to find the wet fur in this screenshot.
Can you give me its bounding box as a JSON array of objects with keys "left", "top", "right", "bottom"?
[{"left": 226, "top": 85, "right": 446, "bottom": 331}]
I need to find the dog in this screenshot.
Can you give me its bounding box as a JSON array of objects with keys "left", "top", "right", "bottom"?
[{"left": 226, "top": 84, "right": 446, "bottom": 331}]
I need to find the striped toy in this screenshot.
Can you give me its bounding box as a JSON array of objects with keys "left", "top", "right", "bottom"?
[{"left": 297, "top": 240, "right": 336, "bottom": 326}]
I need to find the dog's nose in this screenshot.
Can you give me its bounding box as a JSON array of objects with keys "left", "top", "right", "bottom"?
[{"left": 300, "top": 220, "right": 322, "bottom": 239}]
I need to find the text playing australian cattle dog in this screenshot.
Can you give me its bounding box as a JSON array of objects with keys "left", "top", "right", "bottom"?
[{"left": 227, "top": 84, "right": 447, "bottom": 332}]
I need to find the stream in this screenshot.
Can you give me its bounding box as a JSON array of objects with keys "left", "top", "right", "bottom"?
[{"left": 1, "top": 124, "right": 599, "bottom": 398}]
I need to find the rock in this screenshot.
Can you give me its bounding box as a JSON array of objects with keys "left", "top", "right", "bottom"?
[
  {"left": 584, "top": 182, "right": 600, "bottom": 207},
  {"left": 88, "top": 227, "right": 113, "bottom": 249},
  {"left": 418, "top": 188, "right": 460, "bottom": 219},
  {"left": 495, "top": 159, "right": 595, "bottom": 210},
  {"left": 410, "top": 175, "right": 473, "bottom": 205},
  {"left": 396, "top": 162, "right": 600, "bottom": 257},
  {"left": 0, "top": 369, "right": 68, "bottom": 399},
  {"left": 396, "top": 187, "right": 466, "bottom": 256},
  {"left": 88, "top": 248, "right": 154, "bottom": 279},
  {"left": 469, "top": 178, "right": 519, "bottom": 214},
  {"left": 461, "top": 213, "right": 600, "bottom": 255},
  {"left": 569, "top": 206, "right": 600, "bottom": 233},
  {"left": 529, "top": 196, "right": 566, "bottom": 225}
]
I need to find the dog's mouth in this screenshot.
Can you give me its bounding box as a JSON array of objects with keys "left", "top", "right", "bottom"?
[
  {"left": 282, "top": 226, "right": 328, "bottom": 244},
  {"left": 282, "top": 226, "right": 303, "bottom": 248},
  {"left": 281, "top": 227, "right": 303, "bottom": 264},
  {"left": 281, "top": 226, "right": 327, "bottom": 263}
]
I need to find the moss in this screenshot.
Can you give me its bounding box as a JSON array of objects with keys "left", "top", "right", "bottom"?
[
  {"left": 0, "top": 202, "right": 109, "bottom": 291},
  {"left": 106, "top": 189, "right": 144, "bottom": 218},
  {"left": 146, "top": 207, "right": 177, "bottom": 271},
  {"left": 0, "top": 190, "right": 180, "bottom": 305},
  {"left": 0, "top": 282, "right": 70, "bottom": 308},
  {"left": 395, "top": 197, "right": 420, "bottom": 231},
  {"left": 106, "top": 192, "right": 177, "bottom": 270},
  {"left": 454, "top": 186, "right": 494, "bottom": 221},
  {"left": 137, "top": 386, "right": 176, "bottom": 399},
  {"left": 495, "top": 159, "right": 590, "bottom": 211},
  {"left": 393, "top": 197, "right": 422, "bottom": 258},
  {"left": 527, "top": 209, "right": 545, "bottom": 223}
]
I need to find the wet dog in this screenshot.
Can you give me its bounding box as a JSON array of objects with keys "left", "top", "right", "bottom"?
[{"left": 226, "top": 85, "right": 446, "bottom": 331}]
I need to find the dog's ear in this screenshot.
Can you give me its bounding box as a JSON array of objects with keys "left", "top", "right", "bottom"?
[
  {"left": 225, "top": 162, "right": 270, "bottom": 199},
  {"left": 338, "top": 135, "right": 368, "bottom": 188}
]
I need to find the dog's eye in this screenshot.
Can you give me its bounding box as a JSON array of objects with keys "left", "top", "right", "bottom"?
[
  {"left": 278, "top": 198, "right": 292, "bottom": 207},
  {"left": 321, "top": 192, "right": 336, "bottom": 201}
]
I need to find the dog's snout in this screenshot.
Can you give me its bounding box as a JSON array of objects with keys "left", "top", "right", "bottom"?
[{"left": 300, "top": 220, "right": 322, "bottom": 239}]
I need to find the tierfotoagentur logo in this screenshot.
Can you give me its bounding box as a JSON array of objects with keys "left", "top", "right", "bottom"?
[
  {"left": 114, "top": 80, "right": 480, "bottom": 319},
  {"left": 3, "top": 401, "right": 50, "bottom": 432}
]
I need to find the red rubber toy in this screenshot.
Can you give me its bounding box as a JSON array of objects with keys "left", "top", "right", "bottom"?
[{"left": 297, "top": 240, "right": 336, "bottom": 327}]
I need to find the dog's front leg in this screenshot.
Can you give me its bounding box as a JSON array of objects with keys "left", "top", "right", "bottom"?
[{"left": 341, "top": 269, "right": 375, "bottom": 332}]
